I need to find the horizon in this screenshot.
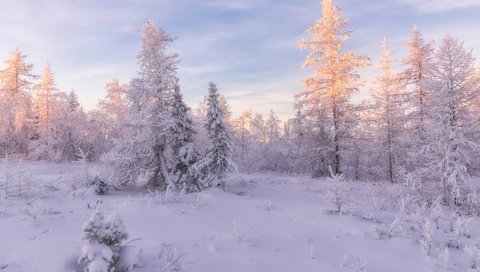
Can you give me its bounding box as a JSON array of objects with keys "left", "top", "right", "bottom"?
[{"left": 1, "top": 0, "right": 479, "bottom": 120}]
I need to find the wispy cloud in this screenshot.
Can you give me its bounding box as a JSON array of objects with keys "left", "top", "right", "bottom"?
[
  {"left": 205, "top": 0, "right": 263, "bottom": 10},
  {"left": 397, "top": 0, "right": 480, "bottom": 13}
]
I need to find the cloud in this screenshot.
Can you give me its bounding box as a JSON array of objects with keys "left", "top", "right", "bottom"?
[
  {"left": 397, "top": 0, "right": 480, "bottom": 13},
  {"left": 205, "top": 0, "right": 262, "bottom": 10}
]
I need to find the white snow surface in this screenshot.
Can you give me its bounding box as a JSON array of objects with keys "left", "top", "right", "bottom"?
[{"left": 0, "top": 161, "right": 478, "bottom": 271}]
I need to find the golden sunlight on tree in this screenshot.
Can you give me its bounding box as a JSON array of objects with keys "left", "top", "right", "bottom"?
[{"left": 296, "top": 0, "right": 369, "bottom": 175}]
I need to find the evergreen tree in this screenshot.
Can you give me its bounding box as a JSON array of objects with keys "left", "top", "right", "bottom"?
[
  {"left": 297, "top": 0, "right": 369, "bottom": 176},
  {"left": 170, "top": 82, "right": 199, "bottom": 190},
  {"left": 106, "top": 20, "right": 179, "bottom": 189},
  {"left": 78, "top": 209, "right": 128, "bottom": 272},
  {"left": 202, "top": 82, "right": 233, "bottom": 188},
  {"left": 68, "top": 90, "right": 81, "bottom": 112}
]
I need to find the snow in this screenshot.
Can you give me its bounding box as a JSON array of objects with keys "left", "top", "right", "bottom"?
[{"left": 0, "top": 161, "right": 477, "bottom": 271}]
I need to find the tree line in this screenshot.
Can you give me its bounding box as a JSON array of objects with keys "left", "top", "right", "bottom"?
[{"left": 1, "top": 1, "right": 480, "bottom": 210}]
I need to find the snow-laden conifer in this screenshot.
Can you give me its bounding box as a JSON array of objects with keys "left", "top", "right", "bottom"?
[
  {"left": 105, "top": 20, "right": 179, "bottom": 189},
  {"left": 201, "top": 82, "right": 233, "bottom": 188}
]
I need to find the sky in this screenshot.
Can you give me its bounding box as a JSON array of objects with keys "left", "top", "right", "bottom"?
[{"left": 0, "top": 0, "right": 479, "bottom": 120}]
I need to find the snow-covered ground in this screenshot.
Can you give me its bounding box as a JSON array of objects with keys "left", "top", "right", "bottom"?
[{"left": 0, "top": 161, "right": 478, "bottom": 271}]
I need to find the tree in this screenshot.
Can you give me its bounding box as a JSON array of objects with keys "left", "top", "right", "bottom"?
[
  {"left": 78, "top": 209, "right": 129, "bottom": 272},
  {"left": 29, "top": 62, "right": 60, "bottom": 160},
  {"left": 266, "top": 110, "right": 281, "bottom": 144},
  {"left": 0, "top": 48, "right": 37, "bottom": 155},
  {"left": 297, "top": 0, "right": 369, "bottom": 176},
  {"left": 54, "top": 90, "right": 90, "bottom": 161},
  {"left": 402, "top": 26, "right": 435, "bottom": 172},
  {"left": 202, "top": 82, "right": 233, "bottom": 188},
  {"left": 371, "top": 39, "right": 405, "bottom": 183},
  {"left": 422, "top": 34, "right": 480, "bottom": 209},
  {"left": 402, "top": 26, "right": 434, "bottom": 142},
  {"left": 106, "top": 20, "right": 179, "bottom": 189},
  {"left": 231, "top": 109, "right": 252, "bottom": 169},
  {"left": 170, "top": 82, "right": 199, "bottom": 189},
  {"left": 264, "top": 110, "right": 285, "bottom": 172},
  {"left": 97, "top": 79, "right": 128, "bottom": 141}
]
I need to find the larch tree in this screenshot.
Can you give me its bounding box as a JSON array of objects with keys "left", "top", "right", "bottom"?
[
  {"left": 0, "top": 48, "right": 38, "bottom": 155},
  {"left": 264, "top": 110, "right": 285, "bottom": 172},
  {"left": 403, "top": 26, "right": 434, "bottom": 137},
  {"left": 232, "top": 109, "right": 253, "bottom": 169},
  {"left": 371, "top": 39, "right": 405, "bottom": 183},
  {"left": 97, "top": 79, "right": 128, "bottom": 141},
  {"left": 402, "top": 26, "right": 435, "bottom": 171},
  {"left": 29, "top": 62, "right": 60, "bottom": 160},
  {"left": 297, "top": 0, "right": 369, "bottom": 176},
  {"left": 106, "top": 20, "right": 179, "bottom": 189},
  {"left": 423, "top": 34, "right": 480, "bottom": 209},
  {"left": 57, "top": 90, "right": 89, "bottom": 161}
]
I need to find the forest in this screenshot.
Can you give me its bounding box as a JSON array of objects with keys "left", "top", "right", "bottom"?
[{"left": 1, "top": 0, "right": 480, "bottom": 271}]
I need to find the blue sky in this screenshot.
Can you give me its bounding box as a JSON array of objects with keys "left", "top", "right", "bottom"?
[{"left": 0, "top": 0, "right": 479, "bottom": 120}]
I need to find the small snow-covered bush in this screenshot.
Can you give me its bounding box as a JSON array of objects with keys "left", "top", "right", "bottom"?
[
  {"left": 92, "top": 176, "right": 108, "bottom": 195},
  {"left": 118, "top": 246, "right": 143, "bottom": 272},
  {"left": 326, "top": 185, "right": 345, "bottom": 214},
  {"left": 371, "top": 225, "right": 386, "bottom": 240},
  {"left": 145, "top": 187, "right": 185, "bottom": 204},
  {"left": 0, "top": 156, "right": 32, "bottom": 199},
  {"left": 157, "top": 243, "right": 184, "bottom": 272},
  {"left": 438, "top": 247, "right": 450, "bottom": 269},
  {"left": 464, "top": 245, "right": 480, "bottom": 269},
  {"left": 78, "top": 208, "right": 129, "bottom": 272},
  {"left": 353, "top": 256, "right": 367, "bottom": 272},
  {"left": 389, "top": 195, "right": 413, "bottom": 237},
  {"left": 451, "top": 214, "right": 472, "bottom": 239},
  {"left": 447, "top": 213, "right": 472, "bottom": 249},
  {"left": 418, "top": 218, "right": 433, "bottom": 255},
  {"left": 325, "top": 168, "right": 347, "bottom": 214},
  {"left": 430, "top": 198, "right": 444, "bottom": 229}
]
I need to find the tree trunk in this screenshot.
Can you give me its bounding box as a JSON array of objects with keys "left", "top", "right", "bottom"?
[{"left": 333, "top": 103, "right": 342, "bottom": 175}]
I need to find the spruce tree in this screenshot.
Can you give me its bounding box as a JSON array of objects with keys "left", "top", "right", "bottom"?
[
  {"left": 170, "top": 82, "right": 199, "bottom": 190},
  {"left": 202, "top": 82, "right": 233, "bottom": 188}
]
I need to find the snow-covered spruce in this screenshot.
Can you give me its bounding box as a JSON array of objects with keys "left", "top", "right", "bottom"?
[
  {"left": 169, "top": 83, "right": 202, "bottom": 192},
  {"left": 78, "top": 208, "right": 130, "bottom": 272},
  {"left": 198, "top": 82, "right": 234, "bottom": 189}
]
